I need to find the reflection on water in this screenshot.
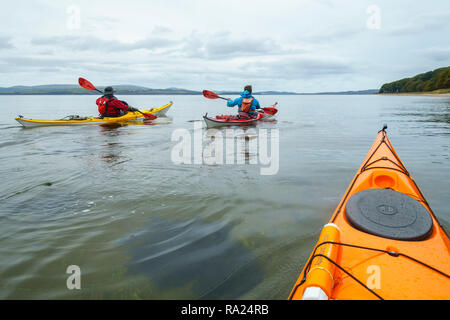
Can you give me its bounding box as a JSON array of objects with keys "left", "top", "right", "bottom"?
[
  {"left": 98, "top": 125, "right": 127, "bottom": 166},
  {"left": 0, "top": 95, "right": 449, "bottom": 299},
  {"left": 202, "top": 123, "right": 279, "bottom": 170},
  {"left": 390, "top": 99, "right": 450, "bottom": 127},
  {"left": 203, "top": 127, "right": 260, "bottom": 165}
]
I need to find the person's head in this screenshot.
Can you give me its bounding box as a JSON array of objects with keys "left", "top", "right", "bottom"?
[
  {"left": 244, "top": 85, "right": 252, "bottom": 94},
  {"left": 104, "top": 86, "right": 115, "bottom": 96}
]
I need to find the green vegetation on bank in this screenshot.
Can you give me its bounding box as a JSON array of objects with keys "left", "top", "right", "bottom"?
[
  {"left": 431, "top": 88, "right": 450, "bottom": 94},
  {"left": 379, "top": 66, "right": 450, "bottom": 93}
]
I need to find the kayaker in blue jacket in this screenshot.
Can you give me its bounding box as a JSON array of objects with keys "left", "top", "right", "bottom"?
[{"left": 227, "top": 85, "right": 261, "bottom": 119}]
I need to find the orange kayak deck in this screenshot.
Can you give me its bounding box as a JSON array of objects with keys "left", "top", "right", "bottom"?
[{"left": 289, "top": 127, "right": 450, "bottom": 300}]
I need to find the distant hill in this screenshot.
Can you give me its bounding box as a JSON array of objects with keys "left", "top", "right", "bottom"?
[
  {"left": 0, "top": 84, "right": 201, "bottom": 95},
  {"left": 379, "top": 66, "right": 450, "bottom": 93},
  {"left": 298, "top": 89, "right": 379, "bottom": 95},
  {"left": 257, "top": 91, "right": 300, "bottom": 95},
  {"left": 215, "top": 90, "right": 299, "bottom": 95},
  {"left": 0, "top": 84, "right": 378, "bottom": 95}
]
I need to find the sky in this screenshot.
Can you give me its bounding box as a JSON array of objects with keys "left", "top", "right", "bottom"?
[{"left": 0, "top": 0, "right": 449, "bottom": 92}]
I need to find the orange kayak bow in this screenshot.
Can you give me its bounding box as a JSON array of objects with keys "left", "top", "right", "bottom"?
[{"left": 289, "top": 126, "right": 450, "bottom": 300}]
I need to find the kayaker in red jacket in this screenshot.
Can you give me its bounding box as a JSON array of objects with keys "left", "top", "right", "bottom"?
[{"left": 96, "top": 86, "right": 138, "bottom": 117}]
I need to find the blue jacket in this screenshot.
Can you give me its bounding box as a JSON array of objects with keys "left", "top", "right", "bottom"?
[{"left": 227, "top": 90, "right": 261, "bottom": 115}]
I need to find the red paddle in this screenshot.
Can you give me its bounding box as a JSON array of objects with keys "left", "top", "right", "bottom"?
[
  {"left": 78, "top": 77, "right": 157, "bottom": 120},
  {"left": 78, "top": 77, "right": 99, "bottom": 92},
  {"left": 202, "top": 90, "right": 230, "bottom": 101},
  {"left": 262, "top": 103, "right": 278, "bottom": 115}
]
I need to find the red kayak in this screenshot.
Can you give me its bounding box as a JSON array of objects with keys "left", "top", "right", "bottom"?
[{"left": 203, "top": 103, "right": 278, "bottom": 128}]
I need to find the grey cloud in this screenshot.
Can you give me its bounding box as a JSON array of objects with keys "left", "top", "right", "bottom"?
[
  {"left": 3, "top": 56, "right": 80, "bottom": 68},
  {"left": 152, "top": 25, "right": 173, "bottom": 34},
  {"left": 181, "top": 32, "right": 293, "bottom": 60},
  {"left": 422, "top": 47, "right": 450, "bottom": 62},
  {"left": 207, "top": 38, "right": 281, "bottom": 58},
  {"left": 39, "top": 67, "right": 63, "bottom": 73},
  {"left": 2, "top": 56, "right": 132, "bottom": 74},
  {"left": 76, "top": 62, "right": 131, "bottom": 73},
  {"left": 298, "top": 27, "right": 363, "bottom": 44},
  {"left": 0, "top": 36, "right": 14, "bottom": 50},
  {"left": 385, "top": 11, "right": 450, "bottom": 36},
  {"left": 245, "top": 57, "right": 354, "bottom": 80},
  {"left": 31, "top": 35, "right": 177, "bottom": 52}
]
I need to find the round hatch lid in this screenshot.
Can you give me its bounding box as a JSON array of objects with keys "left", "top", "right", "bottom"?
[{"left": 345, "top": 188, "right": 433, "bottom": 241}]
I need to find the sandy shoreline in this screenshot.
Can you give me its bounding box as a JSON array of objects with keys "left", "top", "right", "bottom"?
[{"left": 378, "top": 93, "right": 450, "bottom": 97}]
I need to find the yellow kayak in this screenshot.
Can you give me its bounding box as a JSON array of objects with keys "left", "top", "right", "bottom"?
[{"left": 15, "top": 102, "right": 173, "bottom": 128}]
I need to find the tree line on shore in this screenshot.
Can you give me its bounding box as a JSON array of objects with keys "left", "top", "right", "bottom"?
[{"left": 379, "top": 66, "right": 450, "bottom": 93}]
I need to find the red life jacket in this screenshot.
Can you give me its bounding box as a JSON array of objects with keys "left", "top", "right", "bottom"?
[
  {"left": 97, "top": 96, "right": 120, "bottom": 116},
  {"left": 241, "top": 97, "right": 254, "bottom": 113}
]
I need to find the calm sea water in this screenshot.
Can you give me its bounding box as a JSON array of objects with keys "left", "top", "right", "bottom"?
[{"left": 0, "top": 94, "right": 449, "bottom": 299}]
